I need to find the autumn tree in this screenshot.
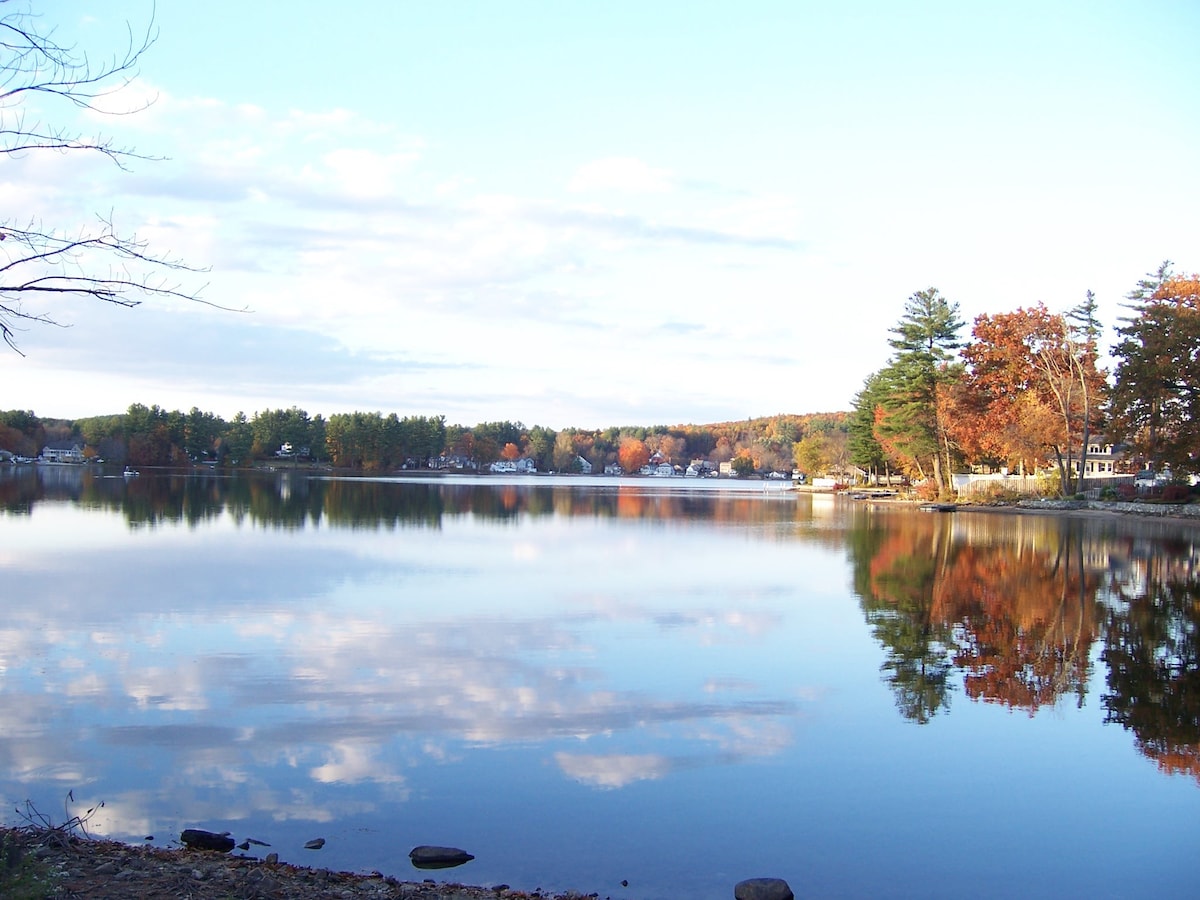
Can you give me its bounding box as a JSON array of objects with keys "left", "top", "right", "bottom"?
[
  {"left": 1031, "top": 303, "right": 1106, "bottom": 493},
  {"left": 1111, "top": 264, "right": 1200, "bottom": 475},
  {"left": 873, "top": 288, "right": 964, "bottom": 496},
  {"left": 618, "top": 437, "right": 650, "bottom": 473},
  {"left": 0, "top": 408, "right": 41, "bottom": 458},
  {"left": 657, "top": 434, "right": 684, "bottom": 464},
  {"left": 952, "top": 302, "right": 1106, "bottom": 492},
  {"left": 730, "top": 451, "right": 756, "bottom": 477},
  {"left": 0, "top": 5, "right": 209, "bottom": 352},
  {"left": 552, "top": 429, "right": 580, "bottom": 472},
  {"left": 792, "top": 433, "right": 827, "bottom": 477}
]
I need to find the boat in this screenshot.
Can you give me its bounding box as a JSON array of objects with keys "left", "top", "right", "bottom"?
[
  {"left": 123, "top": 467, "right": 139, "bottom": 478},
  {"left": 919, "top": 502, "right": 956, "bottom": 512}
]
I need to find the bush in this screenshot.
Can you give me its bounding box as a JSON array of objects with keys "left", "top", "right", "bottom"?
[
  {"left": 913, "top": 480, "right": 941, "bottom": 501},
  {"left": 1162, "top": 483, "right": 1191, "bottom": 503}
]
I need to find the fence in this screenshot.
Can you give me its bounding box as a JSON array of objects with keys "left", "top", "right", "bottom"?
[{"left": 952, "top": 472, "right": 1136, "bottom": 499}]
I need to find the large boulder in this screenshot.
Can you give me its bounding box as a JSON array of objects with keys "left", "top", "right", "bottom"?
[
  {"left": 734, "top": 877, "right": 794, "bottom": 900},
  {"left": 180, "top": 829, "right": 235, "bottom": 853},
  {"left": 409, "top": 845, "right": 475, "bottom": 869}
]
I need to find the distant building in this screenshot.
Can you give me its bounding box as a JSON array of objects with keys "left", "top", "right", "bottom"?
[{"left": 40, "top": 442, "right": 85, "bottom": 463}]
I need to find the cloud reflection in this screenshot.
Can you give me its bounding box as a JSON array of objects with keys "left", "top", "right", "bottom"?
[
  {"left": 0, "top": 486, "right": 810, "bottom": 855},
  {"left": 555, "top": 753, "right": 674, "bottom": 789}
]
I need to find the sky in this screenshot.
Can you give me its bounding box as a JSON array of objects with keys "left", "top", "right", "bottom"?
[{"left": 2, "top": 1, "right": 1199, "bottom": 430}]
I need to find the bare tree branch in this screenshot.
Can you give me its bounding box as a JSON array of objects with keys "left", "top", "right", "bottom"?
[{"left": 0, "top": 1, "right": 227, "bottom": 352}]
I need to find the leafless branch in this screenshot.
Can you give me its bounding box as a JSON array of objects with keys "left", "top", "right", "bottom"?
[
  {"left": 12, "top": 794, "right": 105, "bottom": 847},
  {"left": 0, "top": 3, "right": 230, "bottom": 352}
]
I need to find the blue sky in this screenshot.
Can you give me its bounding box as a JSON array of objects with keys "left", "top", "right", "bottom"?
[{"left": 3, "top": 1, "right": 1198, "bottom": 429}]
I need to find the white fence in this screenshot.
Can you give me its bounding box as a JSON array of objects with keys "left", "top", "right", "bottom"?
[{"left": 952, "top": 472, "right": 1136, "bottom": 499}]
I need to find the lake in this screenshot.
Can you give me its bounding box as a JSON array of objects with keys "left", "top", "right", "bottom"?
[{"left": 0, "top": 467, "right": 1196, "bottom": 899}]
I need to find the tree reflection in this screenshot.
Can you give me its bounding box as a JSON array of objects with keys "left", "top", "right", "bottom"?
[
  {"left": 0, "top": 467, "right": 814, "bottom": 533},
  {"left": 1102, "top": 574, "right": 1200, "bottom": 784},
  {"left": 851, "top": 510, "right": 1103, "bottom": 722},
  {"left": 853, "top": 514, "right": 956, "bottom": 723},
  {"left": 940, "top": 520, "right": 1099, "bottom": 714}
]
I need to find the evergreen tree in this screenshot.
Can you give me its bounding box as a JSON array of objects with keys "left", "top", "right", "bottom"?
[
  {"left": 848, "top": 370, "right": 891, "bottom": 482},
  {"left": 1111, "top": 262, "right": 1200, "bottom": 473},
  {"left": 875, "top": 288, "right": 964, "bottom": 495}
]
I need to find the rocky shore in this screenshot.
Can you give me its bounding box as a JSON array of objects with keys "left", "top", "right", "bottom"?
[
  {"left": 0, "top": 826, "right": 603, "bottom": 900},
  {"left": 977, "top": 496, "right": 1200, "bottom": 522}
]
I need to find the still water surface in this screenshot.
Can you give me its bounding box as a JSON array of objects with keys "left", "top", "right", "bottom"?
[{"left": 1, "top": 467, "right": 1196, "bottom": 898}]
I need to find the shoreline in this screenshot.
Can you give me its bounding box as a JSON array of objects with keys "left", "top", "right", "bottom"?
[
  {"left": 965, "top": 496, "right": 1200, "bottom": 523},
  {"left": 0, "top": 825, "right": 605, "bottom": 899},
  {"left": 839, "top": 489, "right": 1200, "bottom": 524}
]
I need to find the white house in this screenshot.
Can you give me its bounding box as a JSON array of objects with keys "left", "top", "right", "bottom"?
[
  {"left": 1073, "top": 442, "right": 1125, "bottom": 477},
  {"left": 40, "top": 443, "right": 85, "bottom": 463}
]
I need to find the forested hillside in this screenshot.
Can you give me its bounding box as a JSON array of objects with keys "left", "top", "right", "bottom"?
[{"left": 0, "top": 406, "right": 849, "bottom": 477}]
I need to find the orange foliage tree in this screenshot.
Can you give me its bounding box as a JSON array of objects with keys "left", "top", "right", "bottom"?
[
  {"left": 952, "top": 303, "right": 1105, "bottom": 493},
  {"left": 618, "top": 437, "right": 650, "bottom": 473}
]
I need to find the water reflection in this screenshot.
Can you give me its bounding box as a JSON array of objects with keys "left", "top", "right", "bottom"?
[
  {"left": 848, "top": 504, "right": 1200, "bottom": 782},
  {"left": 1102, "top": 574, "right": 1200, "bottom": 784},
  {"left": 0, "top": 466, "right": 808, "bottom": 532},
  {"left": 1, "top": 470, "right": 1197, "bottom": 897}
]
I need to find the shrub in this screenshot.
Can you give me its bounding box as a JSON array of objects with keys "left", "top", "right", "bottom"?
[
  {"left": 913, "top": 480, "right": 941, "bottom": 501},
  {"left": 1162, "top": 483, "right": 1191, "bottom": 503}
]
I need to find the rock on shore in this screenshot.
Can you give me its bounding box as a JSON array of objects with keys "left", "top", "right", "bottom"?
[{"left": 734, "top": 876, "right": 794, "bottom": 900}]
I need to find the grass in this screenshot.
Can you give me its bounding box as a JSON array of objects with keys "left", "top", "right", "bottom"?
[{"left": 0, "top": 830, "right": 59, "bottom": 900}]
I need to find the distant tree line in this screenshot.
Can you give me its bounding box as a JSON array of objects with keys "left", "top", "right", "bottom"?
[
  {"left": 0, "top": 404, "right": 850, "bottom": 476},
  {"left": 850, "top": 261, "right": 1200, "bottom": 498}
]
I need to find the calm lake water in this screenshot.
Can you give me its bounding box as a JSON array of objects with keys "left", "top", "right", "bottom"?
[{"left": 1, "top": 467, "right": 1196, "bottom": 899}]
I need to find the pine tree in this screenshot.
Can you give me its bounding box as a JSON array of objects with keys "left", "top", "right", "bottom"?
[
  {"left": 1111, "top": 263, "right": 1200, "bottom": 474},
  {"left": 875, "top": 289, "right": 964, "bottom": 496}
]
